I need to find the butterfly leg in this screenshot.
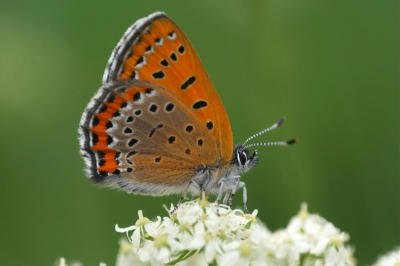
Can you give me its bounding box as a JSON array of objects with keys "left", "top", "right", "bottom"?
[
  {"left": 227, "top": 178, "right": 249, "bottom": 213},
  {"left": 229, "top": 182, "right": 248, "bottom": 213},
  {"left": 171, "top": 180, "right": 198, "bottom": 214},
  {"left": 241, "top": 183, "right": 248, "bottom": 213},
  {"left": 216, "top": 180, "right": 226, "bottom": 216},
  {"left": 222, "top": 190, "right": 231, "bottom": 205},
  {"left": 219, "top": 175, "right": 241, "bottom": 208}
]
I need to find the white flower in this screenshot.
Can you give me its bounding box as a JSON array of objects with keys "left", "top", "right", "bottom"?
[
  {"left": 57, "top": 201, "right": 362, "bottom": 265},
  {"left": 324, "top": 245, "right": 349, "bottom": 266},
  {"left": 372, "top": 246, "right": 400, "bottom": 266},
  {"left": 53, "top": 257, "right": 86, "bottom": 266},
  {"left": 115, "top": 195, "right": 263, "bottom": 265},
  {"left": 115, "top": 199, "right": 356, "bottom": 265}
]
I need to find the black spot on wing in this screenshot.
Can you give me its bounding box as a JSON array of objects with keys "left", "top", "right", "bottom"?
[
  {"left": 192, "top": 100, "right": 208, "bottom": 110},
  {"left": 181, "top": 76, "right": 196, "bottom": 90}
]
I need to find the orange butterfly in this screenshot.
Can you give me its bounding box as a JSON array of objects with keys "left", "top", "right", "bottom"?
[{"left": 78, "top": 12, "right": 295, "bottom": 214}]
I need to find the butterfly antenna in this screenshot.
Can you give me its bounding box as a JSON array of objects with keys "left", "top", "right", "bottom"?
[
  {"left": 242, "top": 117, "right": 285, "bottom": 146},
  {"left": 242, "top": 117, "right": 297, "bottom": 149},
  {"left": 243, "top": 139, "right": 297, "bottom": 149}
]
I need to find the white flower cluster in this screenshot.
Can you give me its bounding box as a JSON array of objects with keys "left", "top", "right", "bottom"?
[
  {"left": 115, "top": 199, "right": 356, "bottom": 266},
  {"left": 372, "top": 246, "right": 400, "bottom": 266},
  {"left": 54, "top": 258, "right": 105, "bottom": 266},
  {"left": 54, "top": 257, "right": 85, "bottom": 266}
]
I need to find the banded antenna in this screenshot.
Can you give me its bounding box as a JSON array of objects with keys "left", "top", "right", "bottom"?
[{"left": 242, "top": 117, "right": 297, "bottom": 149}]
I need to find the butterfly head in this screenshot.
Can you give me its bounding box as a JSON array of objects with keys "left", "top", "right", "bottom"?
[{"left": 233, "top": 145, "right": 259, "bottom": 174}]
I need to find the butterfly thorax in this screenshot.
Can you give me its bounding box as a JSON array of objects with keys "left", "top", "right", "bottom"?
[{"left": 190, "top": 145, "right": 259, "bottom": 196}]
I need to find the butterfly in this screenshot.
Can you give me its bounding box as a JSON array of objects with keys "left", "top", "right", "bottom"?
[{"left": 78, "top": 11, "right": 295, "bottom": 214}]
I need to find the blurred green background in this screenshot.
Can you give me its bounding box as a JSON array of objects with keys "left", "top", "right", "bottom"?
[{"left": 0, "top": 1, "right": 398, "bottom": 265}]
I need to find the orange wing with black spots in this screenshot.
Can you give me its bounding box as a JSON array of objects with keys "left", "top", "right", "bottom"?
[
  {"left": 79, "top": 12, "right": 233, "bottom": 193},
  {"left": 103, "top": 13, "right": 233, "bottom": 165}
]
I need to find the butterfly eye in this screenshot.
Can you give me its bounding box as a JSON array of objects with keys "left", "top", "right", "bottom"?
[{"left": 237, "top": 151, "right": 248, "bottom": 167}]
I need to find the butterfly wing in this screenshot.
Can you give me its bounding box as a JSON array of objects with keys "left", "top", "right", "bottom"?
[
  {"left": 79, "top": 12, "right": 233, "bottom": 195},
  {"left": 104, "top": 12, "right": 233, "bottom": 164}
]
